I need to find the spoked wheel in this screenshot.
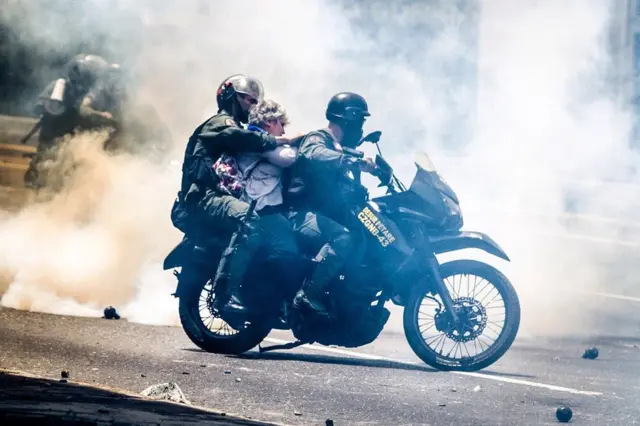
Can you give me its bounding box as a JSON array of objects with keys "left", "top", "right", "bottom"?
[
  {"left": 179, "top": 277, "right": 271, "bottom": 354},
  {"left": 404, "top": 260, "right": 520, "bottom": 371}
]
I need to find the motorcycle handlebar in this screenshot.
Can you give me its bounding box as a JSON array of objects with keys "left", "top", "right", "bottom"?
[{"left": 341, "top": 147, "right": 392, "bottom": 185}]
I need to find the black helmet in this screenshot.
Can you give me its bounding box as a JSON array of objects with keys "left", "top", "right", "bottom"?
[
  {"left": 326, "top": 92, "right": 370, "bottom": 124},
  {"left": 216, "top": 74, "right": 265, "bottom": 111},
  {"left": 66, "top": 54, "right": 109, "bottom": 90},
  {"left": 326, "top": 92, "right": 370, "bottom": 147}
]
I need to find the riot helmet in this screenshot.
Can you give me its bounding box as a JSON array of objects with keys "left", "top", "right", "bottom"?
[
  {"left": 325, "top": 92, "right": 370, "bottom": 147},
  {"left": 66, "top": 54, "right": 109, "bottom": 92},
  {"left": 216, "top": 74, "right": 265, "bottom": 123}
]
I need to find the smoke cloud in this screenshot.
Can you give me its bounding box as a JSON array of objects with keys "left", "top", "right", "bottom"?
[{"left": 0, "top": 0, "right": 637, "bottom": 338}]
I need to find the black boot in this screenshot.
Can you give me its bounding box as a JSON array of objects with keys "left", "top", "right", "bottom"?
[
  {"left": 214, "top": 238, "right": 251, "bottom": 316},
  {"left": 292, "top": 280, "right": 331, "bottom": 317},
  {"left": 219, "top": 278, "right": 248, "bottom": 315}
]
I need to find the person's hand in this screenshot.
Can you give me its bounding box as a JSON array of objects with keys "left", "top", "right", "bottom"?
[
  {"left": 358, "top": 156, "right": 377, "bottom": 174},
  {"left": 100, "top": 111, "right": 113, "bottom": 120}
]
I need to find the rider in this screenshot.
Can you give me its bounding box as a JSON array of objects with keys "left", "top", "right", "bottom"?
[
  {"left": 173, "top": 74, "right": 302, "bottom": 315},
  {"left": 284, "top": 92, "right": 377, "bottom": 317},
  {"left": 239, "top": 99, "right": 297, "bottom": 213}
]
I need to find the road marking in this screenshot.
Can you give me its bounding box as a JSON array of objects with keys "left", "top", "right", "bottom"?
[
  {"left": 262, "top": 338, "right": 603, "bottom": 396},
  {"left": 562, "top": 290, "right": 640, "bottom": 303}
]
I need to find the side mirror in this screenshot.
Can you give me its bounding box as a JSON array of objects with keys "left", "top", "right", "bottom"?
[{"left": 358, "top": 130, "right": 382, "bottom": 146}]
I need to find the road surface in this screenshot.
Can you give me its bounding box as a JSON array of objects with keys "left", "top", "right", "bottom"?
[{"left": 1, "top": 305, "right": 639, "bottom": 425}]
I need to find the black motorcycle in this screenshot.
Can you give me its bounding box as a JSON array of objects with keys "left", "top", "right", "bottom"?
[{"left": 163, "top": 131, "right": 520, "bottom": 372}]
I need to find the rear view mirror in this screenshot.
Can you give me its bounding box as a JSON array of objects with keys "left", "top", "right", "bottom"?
[{"left": 358, "top": 131, "right": 382, "bottom": 146}]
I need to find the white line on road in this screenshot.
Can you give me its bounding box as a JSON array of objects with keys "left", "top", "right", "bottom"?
[
  {"left": 262, "top": 338, "right": 603, "bottom": 397},
  {"left": 562, "top": 290, "right": 640, "bottom": 303}
]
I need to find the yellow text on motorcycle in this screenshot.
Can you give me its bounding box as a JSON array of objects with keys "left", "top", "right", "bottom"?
[{"left": 357, "top": 206, "right": 397, "bottom": 248}]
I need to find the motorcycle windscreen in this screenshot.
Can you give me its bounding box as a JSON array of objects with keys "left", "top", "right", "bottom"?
[{"left": 409, "top": 152, "right": 460, "bottom": 211}]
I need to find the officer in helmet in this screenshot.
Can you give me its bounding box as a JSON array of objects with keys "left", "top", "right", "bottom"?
[
  {"left": 24, "top": 53, "right": 117, "bottom": 190},
  {"left": 84, "top": 63, "right": 126, "bottom": 121},
  {"left": 172, "top": 74, "right": 302, "bottom": 314},
  {"left": 284, "top": 92, "right": 377, "bottom": 317}
]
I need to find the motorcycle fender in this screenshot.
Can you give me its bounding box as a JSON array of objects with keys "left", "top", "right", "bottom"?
[
  {"left": 163, "top": 240, "right": 188, "bottom": 270},
  {"left": 163, "top": 238, "right": 217, "bottom": 298},
  {"left": 428, "top": 231, "right": 510, "bottom": 261},
  {"left": 163, "top": 236, "right": 219, "bottom": 271}
]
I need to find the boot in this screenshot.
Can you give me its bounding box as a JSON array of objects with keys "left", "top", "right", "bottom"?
[
  {"left": 214, "top": 237, "right": 251, "bottom": 316},
  {"left": 219, "top": 277, "right": 248, "bottom": 315},
  {"left": 292, "top": 279, "right": 331, "bottom": 317}
]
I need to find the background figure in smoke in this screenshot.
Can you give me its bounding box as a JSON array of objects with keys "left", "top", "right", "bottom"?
[
  {"left": 284, "top": 92, "right": 378, "bottom": 317},
  {"left": 96, "top": 63, "right": 173, "bottom": 162},
  {"left": 85, "top": 63, "right": 126, "bottom": 122},
  {"left": 23, "top": 53, "right": 119, "bottom": 191},
  {"left": 173, "top": 74, "right": 301, "bottom": 315}
]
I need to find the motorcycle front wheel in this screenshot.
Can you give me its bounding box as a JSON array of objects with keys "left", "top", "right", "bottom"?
[
  {"left": 179, "top": 276, "right": 271, "bottom": 355},
  {"left": 403, "top": 259, "right": 521, "bottom": 372}
]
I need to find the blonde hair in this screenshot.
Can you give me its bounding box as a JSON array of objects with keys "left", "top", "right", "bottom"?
[{"left": 248, "top": 99, "right": 290, "bottom": 127}]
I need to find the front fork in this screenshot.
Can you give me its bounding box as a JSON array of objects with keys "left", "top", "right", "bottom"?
[{"left": 425, "top": 255, "right": 460, "bottom": 324}]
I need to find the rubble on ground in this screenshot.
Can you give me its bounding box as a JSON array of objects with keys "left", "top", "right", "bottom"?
[
  {"left": 140, "top": 382, "right": 189, "bottom": 405},
  {"left": 556, "top": 406, "right": 573, "bottom": 422},
  {"left": 103, "top": 306, "right": 120, "bottom": 320},
  {"left": 582, "top": 346, "right": 599, "bottom": 360}
]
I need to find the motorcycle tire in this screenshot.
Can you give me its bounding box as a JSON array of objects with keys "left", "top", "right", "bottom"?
[
  {"left": 179, "top": 277, "right": 271, "bottom": 355},
  {"left": 403, "top": 259, "right": 521, "bottom": 372}
]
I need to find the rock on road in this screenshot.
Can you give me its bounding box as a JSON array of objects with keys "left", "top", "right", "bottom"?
[{"left": 1, "top": 306, "right": 640, "bottom": 425}]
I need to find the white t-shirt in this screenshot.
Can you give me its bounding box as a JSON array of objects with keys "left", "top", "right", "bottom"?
[{"left": 236, "top": 145, "right": 298, "bottom": 211}]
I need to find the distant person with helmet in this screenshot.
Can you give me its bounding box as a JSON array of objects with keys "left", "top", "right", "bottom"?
[
  {"left": 284, "top": 92, "right": 378, "bottom": 317},
  {"left": 24, "top": 53, "right": 118, "bottom": 189},
  {"left": 172, "top": 74, "right": 303, "bottom": 315},
  {"left": 83, "top": 63, "right": 126, "bottom": 123},
  {"left": 91, "top": 63, "right": 173, "bottom": 160}
]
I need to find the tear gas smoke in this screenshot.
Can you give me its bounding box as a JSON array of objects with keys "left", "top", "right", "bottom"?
[{"left": 0, "top": 0, "right": 637, "bottom": 337}]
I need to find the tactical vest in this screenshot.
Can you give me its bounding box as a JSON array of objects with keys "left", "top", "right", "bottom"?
[{"left": 170, "top": 116, "right": 214, "bottom": 233}]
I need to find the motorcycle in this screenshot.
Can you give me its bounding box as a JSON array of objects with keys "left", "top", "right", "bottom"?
[{"left": 163, "top": 131, "right": 520, "bottom": 372}]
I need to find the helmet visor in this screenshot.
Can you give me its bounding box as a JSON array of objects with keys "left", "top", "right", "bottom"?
[{"left": 343, "top": 106, "right": 370, "bottom": 122}]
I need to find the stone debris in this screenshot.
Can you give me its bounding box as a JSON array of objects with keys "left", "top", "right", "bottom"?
[
  {"left": 582, "top": 346, "right": 599, "bottom": 360},
  {"left": 556, "top": 406, "right": 573, "bottom": 423},
  {"left": 103, "top": 306, "right": 121, "bottom": 320},
  {"left": 140, "top": 382, "right": 189, "bottom": 405}
]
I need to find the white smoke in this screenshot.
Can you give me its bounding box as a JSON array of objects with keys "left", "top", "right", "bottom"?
[{"left": 0, "top": 0, "right": 637, "bottom": 337}]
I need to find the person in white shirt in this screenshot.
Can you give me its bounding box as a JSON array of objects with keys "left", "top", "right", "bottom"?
[
  {"left": 236, "top": 99, "right": 298, "bottom": 213},
  {"left": 234, "top": 99, "right": 304, "bottom": 301}
]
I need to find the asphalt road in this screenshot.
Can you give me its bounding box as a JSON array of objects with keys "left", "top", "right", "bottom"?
[{"left": 1, "top": 303, "right": 639, "bottom": 426}]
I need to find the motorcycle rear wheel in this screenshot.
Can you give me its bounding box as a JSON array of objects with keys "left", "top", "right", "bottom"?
[
  {"left": 403, "top": 259, "right": 520, "bottom": 372},
  {"left": 179, "top": 277, "right": 271, "bottom": 354}
]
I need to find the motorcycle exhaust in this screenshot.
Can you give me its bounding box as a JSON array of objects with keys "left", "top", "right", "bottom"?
[{"left": 43, "top": 78, "right": 66, "bottom": 116}]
